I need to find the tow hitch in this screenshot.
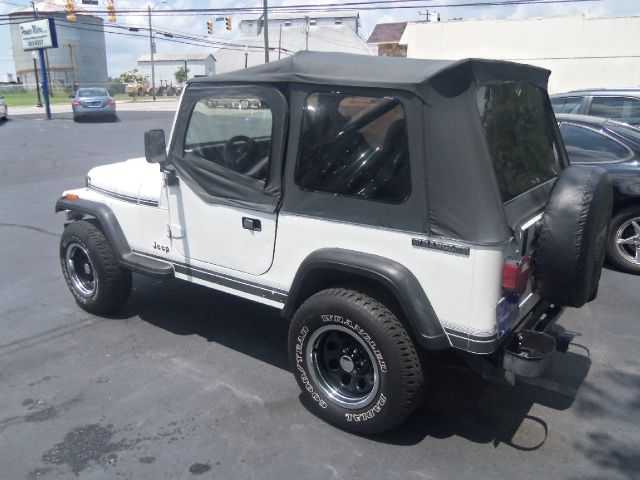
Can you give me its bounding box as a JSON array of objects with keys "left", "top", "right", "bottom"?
[{"left": 463, "top": 303, "right": 573, "bottom": 385}]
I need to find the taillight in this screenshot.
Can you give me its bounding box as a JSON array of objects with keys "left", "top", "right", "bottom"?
[
  {"left": 502, "top": 256, "right": 531, "bottom": 295},
  {"left": 72, "top": 100, "right": 81, "bottom": 106},
  {"left": 106, "top": 99, "right": 115, "bottom": 105}
]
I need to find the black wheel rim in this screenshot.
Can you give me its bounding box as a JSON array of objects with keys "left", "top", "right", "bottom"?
[
  {"left": 65, "top": 242, "right": 96, "bottom": 297},
  {"left": 306, "top": 325, "right": 379, "bottom": 409}
]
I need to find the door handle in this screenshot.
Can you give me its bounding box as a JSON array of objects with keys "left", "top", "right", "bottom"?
[{"left": 242, "top": 217, "right": 261, "bottom": 232}]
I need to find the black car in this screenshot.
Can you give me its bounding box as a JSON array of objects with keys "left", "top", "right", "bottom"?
[{"left": 556, "top": 113, "right": 640, "bottom": 273}]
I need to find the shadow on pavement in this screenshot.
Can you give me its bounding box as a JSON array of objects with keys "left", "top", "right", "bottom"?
[
  {"left": 119, "top": 274, "right": 593, "bottom": 450},
  {"left": 114, "top": 275, "right": 290, "bottom": 371}
]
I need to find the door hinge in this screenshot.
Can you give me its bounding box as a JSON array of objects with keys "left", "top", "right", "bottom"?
[{"left": 166, "top": 223, "right": 184, "bottom": 239}]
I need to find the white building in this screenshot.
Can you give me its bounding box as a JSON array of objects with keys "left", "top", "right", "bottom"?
[
  {"left": 400, "top": 15, "right": 640, "bottom": 94},
  {"left": 214, "top": 12, "right": 372, "bottom": 75},
  {"left": 239, "top": 11, "right": 360, "bottom": 37},
  {"left": 137, "top": 53, "right": 216, "bottom": 86}
]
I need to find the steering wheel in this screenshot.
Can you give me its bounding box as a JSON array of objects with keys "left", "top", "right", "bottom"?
[{"left": 223, "top": 135, "right": 257, "bottom": 172}]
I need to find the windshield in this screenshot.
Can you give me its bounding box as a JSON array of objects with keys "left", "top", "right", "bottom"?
[
  {"left": 77, "top": 89, "right": 108, "bottom": 98},
  {"left": 478, "top": 82, "right": 561, "bottom": 202}
]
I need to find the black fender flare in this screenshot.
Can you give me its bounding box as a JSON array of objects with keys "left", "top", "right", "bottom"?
[
  {"left": 55, "top": 196, "right": 174, "bottom": 278},
  {"left": 282, "top": 248, "right": 450, "bottom": 350}
]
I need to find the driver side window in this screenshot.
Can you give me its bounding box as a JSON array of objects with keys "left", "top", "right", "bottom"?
[{"left": 183, "top": 97, "right": 273, "bottom": 182}]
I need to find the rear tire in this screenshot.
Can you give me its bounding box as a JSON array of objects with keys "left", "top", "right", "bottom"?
[
  {"left": 60, "top": 220, "right": 132, "bottom": 314},
  {"left": 288, "top": 288, "right": 424, "bottom": 434},
  {"left": 606, "top": 206, "right": 640, "bottom": 274}
]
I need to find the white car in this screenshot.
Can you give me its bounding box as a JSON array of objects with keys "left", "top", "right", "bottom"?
[
  {"left": 55, "top": 52, "right": 612, "bottom": 434},
  {"left": 0, "top": 95, "right": 7, "bottom": 120}
]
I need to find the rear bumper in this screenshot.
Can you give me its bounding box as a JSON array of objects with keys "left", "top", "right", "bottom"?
[
  {"left": 448, "top": 298, "right": 563, "bottom": 355},
  {"left": 462, "top": 302, "right": 566, "bottom": 382},
  {"left": 73, "top": 105, "right": 116, "bottom": 116}
]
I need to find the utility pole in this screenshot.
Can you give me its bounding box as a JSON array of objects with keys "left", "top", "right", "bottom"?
[
  {"left": 68, "top": 43, "right": 78, "bottom": 84},
  {"left": 262, "top": 0, "right": 269, "bottom": 63},
  {"left": 304, "top": 16, "right": 309, "bottom": 51},
  {"left": 278, "top": 24, "right": 282, "bottom": 59},
  {"left": 244, "top": 45, "right": 248, "bottom": 69},
  {"left": 31, "top": 52, "right": 42, "bottom": 107},
  {"left": 31, "top": 1, "right": 51, "bottom": 120},
  {"left": 148, "top": 5, "right": 156, "bottom": 101}
]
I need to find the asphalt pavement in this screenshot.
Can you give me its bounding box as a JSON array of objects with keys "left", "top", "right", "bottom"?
[{"left": 0, "top": 111, "right": 639, "bottom": 480}]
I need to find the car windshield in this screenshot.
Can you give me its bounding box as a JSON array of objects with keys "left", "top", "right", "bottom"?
[
  {"left": 77, "top": 89, "right": 108, "bottom": 98},
  {"left": 606, "top": 122, "right": 640, "bottom": 148}
]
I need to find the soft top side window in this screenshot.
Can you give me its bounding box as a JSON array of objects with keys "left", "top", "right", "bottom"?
[{"left": 295, "top": 92, "right": 411, "bottom": 203}]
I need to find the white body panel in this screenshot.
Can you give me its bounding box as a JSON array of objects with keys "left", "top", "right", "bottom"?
[
  {"left": 166, "top": 180, "right": 277, "bottom": 276},
  {"left": 66, "top": 175, "right": 511, "bottom": 342}
]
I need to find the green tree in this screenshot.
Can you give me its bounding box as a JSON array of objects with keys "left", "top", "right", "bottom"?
[{"left": 175, "top": 66, "right": 189, "bottom": 84}]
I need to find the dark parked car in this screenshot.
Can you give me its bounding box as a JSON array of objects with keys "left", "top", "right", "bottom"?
[
  {"left": 72, "top": 87, "right": 117, "bottom": 122},
  {"left": 551, "top": 89, "right": 640, "bottom": 126},
  {"left": 557, "top": 113, "right": 640, "bottom": 273}
]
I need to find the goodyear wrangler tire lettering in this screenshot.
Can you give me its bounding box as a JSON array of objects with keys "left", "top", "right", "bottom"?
[
  {"left": 287, "top": 288, "right": 424, "bottom": 434},
  {"left": 295, "top": 325, "right": 327, "bottom": 408}
]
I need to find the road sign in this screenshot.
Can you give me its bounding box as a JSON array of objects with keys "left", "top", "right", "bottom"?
[{"left": 19, "top": 18, "right": 58, "bottom": 51}]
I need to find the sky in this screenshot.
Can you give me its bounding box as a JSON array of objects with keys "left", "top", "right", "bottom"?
[{"left": 1, "top": 0, "right": 640, "bottom": 79}]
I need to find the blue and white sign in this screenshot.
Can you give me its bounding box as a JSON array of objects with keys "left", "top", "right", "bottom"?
[{"left": 20, "top": 18, "right": 58, "bottom": 51}]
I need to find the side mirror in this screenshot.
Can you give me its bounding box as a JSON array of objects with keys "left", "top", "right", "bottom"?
[{"left": 144, "top": 129, "right": 168, "bottom": 164}]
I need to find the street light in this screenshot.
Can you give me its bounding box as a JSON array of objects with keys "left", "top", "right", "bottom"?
[
  {"left": 31, "top": 51, "right": 43, "bottom": 107},
  {"left": 148, "top": 0, "right": 167, "bottom": 101}
]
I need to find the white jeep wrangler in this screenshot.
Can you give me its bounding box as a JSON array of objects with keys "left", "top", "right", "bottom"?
[{"left": 56, "top": 52, "right": 612, "bottom": 434}]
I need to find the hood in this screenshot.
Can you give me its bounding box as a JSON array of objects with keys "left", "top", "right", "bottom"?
[{"left": 87, "top": 157, "right": 162, "bottom": 205}]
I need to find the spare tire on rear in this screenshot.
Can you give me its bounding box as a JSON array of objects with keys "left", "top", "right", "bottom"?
[{"left": 533, "top": 166, "right": 612, "bottom": 308}]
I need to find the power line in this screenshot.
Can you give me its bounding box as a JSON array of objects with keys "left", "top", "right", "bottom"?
[{"left": 0, "top": 0, "right": 606, "bottom": 20}]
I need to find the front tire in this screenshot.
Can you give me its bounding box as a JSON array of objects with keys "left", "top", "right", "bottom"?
[
  {"left": 607, "top": 206, "right": 640, "bottom": 274},
  {"left": 288, "top": 288, "right": 424, "bottom": 434},
  {"left": 60, "top": 220, "right": 132, "bottom": 314}
]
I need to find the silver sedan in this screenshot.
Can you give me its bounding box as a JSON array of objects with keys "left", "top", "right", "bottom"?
[{"left": 72, "top": 88, "right": 117, "bottom": 122}]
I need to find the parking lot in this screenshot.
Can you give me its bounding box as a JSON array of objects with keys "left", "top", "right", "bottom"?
[{"left": 0, "top": 111, "right": 638, "bottom": 480}]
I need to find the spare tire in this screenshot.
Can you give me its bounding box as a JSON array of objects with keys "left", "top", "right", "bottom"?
[{"left": 533, "top": 166, "right": 612, "bottom": 308}]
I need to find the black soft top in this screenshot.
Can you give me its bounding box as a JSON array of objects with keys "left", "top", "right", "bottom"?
[
  {"left": 189, "top": 51, "right": 550, "bottom": 100},
  {"left": 180, "top": 51, "right": 559, "bottom": 245}
]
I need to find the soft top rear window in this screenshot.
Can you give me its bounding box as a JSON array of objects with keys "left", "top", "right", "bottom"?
[{"left": 478, "top": 82, "right": 560, "bottom": 202}]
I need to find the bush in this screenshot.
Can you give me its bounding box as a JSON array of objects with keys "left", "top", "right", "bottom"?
[{"left": 107, "top": 79, "right": 125, "bottom": 96}]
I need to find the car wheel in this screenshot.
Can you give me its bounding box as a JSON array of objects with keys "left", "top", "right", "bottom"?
[
  {"left": 606, "top": 206, "right": 640, "bottom": 274},
  {"left": 60, "top": 220, "right": 132, "bottom": 314},
  {"left": 288, "top": 287, "right": 424, "bottom": 434},
  {"left": 73, "top": 115, "right": 80, "bottom": 122}
]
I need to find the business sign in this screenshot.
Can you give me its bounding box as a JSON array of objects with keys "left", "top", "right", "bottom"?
[
  {"left": 20, "top": 18, "right": 58, "bottom": 51},
  {"left": 82, "top": 0, "right": 99, "bottom": 4}
]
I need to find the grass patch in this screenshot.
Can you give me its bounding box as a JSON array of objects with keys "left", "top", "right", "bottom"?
[
  {"left": 1, "top": 91, "right": 179, "bottom": 107},
  {"left": 1, "top": 91, "right": 71, "bottom": 107}
]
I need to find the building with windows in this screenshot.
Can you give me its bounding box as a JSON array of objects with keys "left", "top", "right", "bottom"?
[
  {"left": 239, "top": 11, "right": 361, "bottom": 38},
  {"left": 214, "top": 12, "right": 372, "bottom": 75},
  {"left": 9, "top": 0, "right": 108, "bottom": 92},
  {"left": 137, "top": 54, "right": 216, "bottom": 86},
  {"left": 400, "top": 15, "right": 640, "bottom": 94}
]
